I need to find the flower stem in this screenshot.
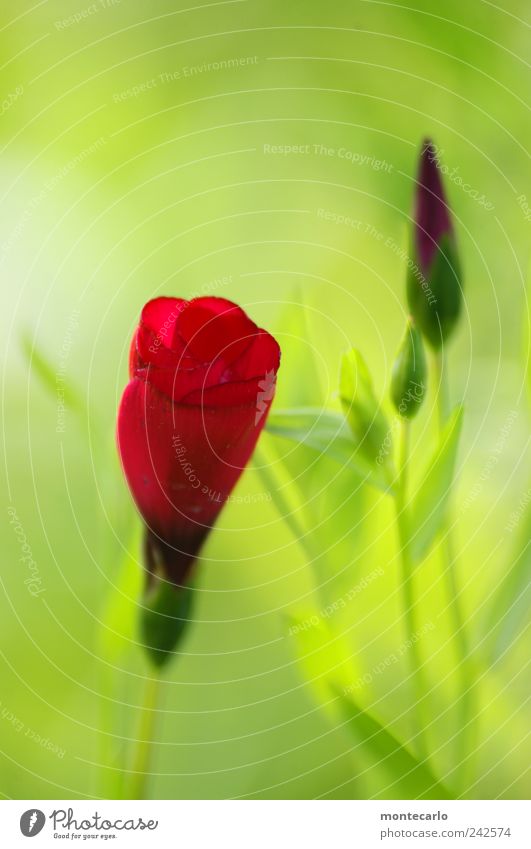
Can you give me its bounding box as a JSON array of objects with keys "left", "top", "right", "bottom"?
[
  {"left": 128, "top": 672, "right": 161, "bottom": 800},
  {"left": 394, "top": 417, "right": 429, "bottom": 762},
  {"left": 432, "top": 350, "right": 475, "bottom": 793}
]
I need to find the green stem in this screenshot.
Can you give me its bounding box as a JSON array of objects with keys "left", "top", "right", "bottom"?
[
  {"left": 432, "top": 350, "right": 474, "bottom": 793},
  {"left": 128, "top": 673, "right": 161, "bottom": 800},
  {"left": 394, "top": 417, "right": 429, "bottom": 762},
  {"left": 99, "top": 668, "right": 126, "bottom": 799}
]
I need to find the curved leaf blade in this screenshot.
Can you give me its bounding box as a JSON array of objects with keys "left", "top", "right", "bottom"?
[
  {"left": 409, "top": 406, "right": 464, "bottom": 562},
  {"left": 340, "top": 349, "right": 392, "bottom": 471},
  {"left": 334, "top": 687, "right": 454, "bottom": 799},
  {"left": 266, "top": 407, "right": 391, "bottom": 493}
]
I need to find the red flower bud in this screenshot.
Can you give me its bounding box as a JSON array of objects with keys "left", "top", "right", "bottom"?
[
  {"left": 407, "top": 139, "right": 463, "bottom": 348},
  {"left": 414, "top": 140, "right": 453, "bottom": 273},
  {"left": 117, "top": 296, "right": 281, "bottom": 588}
]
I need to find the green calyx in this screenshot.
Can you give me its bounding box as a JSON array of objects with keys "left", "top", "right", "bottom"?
[
  {"left": 390, "top": 320, "right": 427, "bottom": 419},
  {"left": 340, "top": 349, "right": 391, "bottom": 468},
  {"left": 407, "top": 233, "right": 463, "bottom": 349},
  {"left": 140, "top": 577, "right": 194, "bottom": 669}
]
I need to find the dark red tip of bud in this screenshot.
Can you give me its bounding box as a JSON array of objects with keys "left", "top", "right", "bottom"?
[
  {"left": 415, "top": 139, "right": 453, "bottom": 274},
  {"left": 407, "top": 139, "right": 463, "bottom": 349}
]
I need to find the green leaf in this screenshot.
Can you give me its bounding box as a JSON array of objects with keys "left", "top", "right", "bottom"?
[
  {"left": 334, "top": 687, "right": 454, "bottom": 799},
  {"left": 273, "top": 292, "right": 327, "bottom": 408},
  {"left": 288, "top": 612, "right": 358, "bottom": 717},
  {"left": 486, "top": 500, "right": 531, "bottom": 661},
  {"left": 257, "top": 430, "right": 383, "bottom": 611},
  {"left": 289, "top": 611, "right": 453, "bottom": 798},
  {"left": 409, "top": 405, "right": 464, "bottom": 562},
  {"left": 340, "top": 349, "right": 392, "bottom": 471},
  {"left": 484, "top": 260, "right": 531, "bottom": 658},
  {"left": 523, "top": 256, "right": 531, "bottom": 410},
  {"left": 253, "top": 442, "right": 312, "bottom": 554},
  {"left": 266, "top": 407, "right": 391, "bottom": 493}
]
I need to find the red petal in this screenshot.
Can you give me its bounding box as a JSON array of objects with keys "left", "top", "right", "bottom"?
[
  {"left": 228, "top": 328, "right": 281, "bottom": 382},
  {"left": 141, "top": 297, "right": 187, "bottom": 345},
  {"left": 176, "top": 297, "right": 255, "bottom": 364},
  {"left": 179, "top": 376, "right": 274, "bottom": 410},
  {"left": 136, "top": 297, "right": 188, "bottom": 368},
  {"left": 128, "top": 329, "right": 139, "bottom": 378},
  {"left": 131, "top": 297, "right": 280, "bottom": 406}
]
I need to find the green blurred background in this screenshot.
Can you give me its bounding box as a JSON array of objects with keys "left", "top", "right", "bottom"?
[{"left": 1, "top": 0, "right": 529, "bottom": 799}]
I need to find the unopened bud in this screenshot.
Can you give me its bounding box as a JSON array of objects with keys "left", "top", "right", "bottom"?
[
  {"left": 390, "top": 320, "right": 426, "bottom": 418},
  {"left": 407, "top": 139, "right": 463, "bottom": 348}
]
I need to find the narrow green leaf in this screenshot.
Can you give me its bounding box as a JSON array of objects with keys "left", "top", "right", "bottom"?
[
  {"left": 409, "top": 405, "right": 464, "bottom": 562},
  {"left": 340, "top": 349, "right": 392, "bottom": 471},
  {"left": 522, "top": 256, "right": 531, "bottom": 409},
  {"left": 253, "top": 442, "right": 313, "bottom": 552},
  {"left": 266, "top": 407, "right": 391, "bottom": 493},
  {"left": 487, "top": 501, "right": 531, "bottom": 661},
  {"left": 484, "top": 260, "right": 531, "bottom": 658},
  {"left": 289, "top": 615, "right": 453, "bottom": 798},
  {"left": 273, "top": 292, "right": 326, "bottom": 408},
  {"left": 288, "top": 613, "right": 357, "bottom": 716},
  {"left": 334, "top": 687, "right": 454, "bottom": 799}
]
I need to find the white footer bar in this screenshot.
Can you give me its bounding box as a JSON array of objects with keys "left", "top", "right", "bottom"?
[{"left": 1, "top": 799, "right": 528, "bottom": 847}]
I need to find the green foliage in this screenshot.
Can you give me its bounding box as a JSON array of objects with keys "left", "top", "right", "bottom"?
[
  {"left": 2, "top": 0, "right": 529, "bottom": 801},
  {"left": 484, "top": 261, "right": 531, "bottom": 661},
  {"left": 408, "top": 406, "right": 464, "bottom": 563},
  {"left": 334, "top": 688, "right": 454, "bottom": 800},
  {"left": 266, "top": 407, "right": 391, "bottom": 492},
  {"left": 339, "top": 350, "right": 392, "bottom": 472},
  {"left": 486, "top": 501, "right": 531, "bottom": 661},
  {"left": 486, "top": 259, "right": 531, "bottom": 659},
  {"left": 288, "top": 613, "right": 354, "bottom": 712},
  {"left": 288, "top": 617, "right": 453, "bottom": 798},
  {"left": 524, "top": 257, "right": 531, "bottom": 408},
  {"left": 272, "top": 292, "right": 328, "bottom": 409}
]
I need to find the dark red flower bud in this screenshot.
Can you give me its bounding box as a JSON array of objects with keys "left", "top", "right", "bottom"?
[
  {"left": 407, "top": 139, "right": 463, "bottom": 348},
  {"left": 117, "top": 296, "right": 280, "bottom": 590}
]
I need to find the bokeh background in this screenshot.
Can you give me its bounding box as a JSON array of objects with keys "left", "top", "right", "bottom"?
[{"left": 1, "top": 0, "right": 529, "bottom": 799}]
